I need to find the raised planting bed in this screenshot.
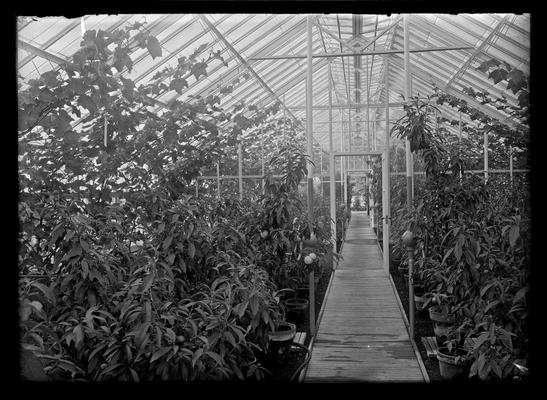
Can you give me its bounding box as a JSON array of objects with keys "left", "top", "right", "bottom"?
[{"left": 261, "top": 260, "right": 334, "bottom": 381}]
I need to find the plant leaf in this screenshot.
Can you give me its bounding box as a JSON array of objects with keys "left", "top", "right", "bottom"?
[
  {"left": 141, "top": 273, "right": 154, "bottom": 292},
  {"left": 508, "top": 225, "right": 519, "bottom": 248},
  {"left": 146, "top": 36, "right": 162, "bottom": 59},
  {"left": 150, "top": 347, "right": 172, "bottom": 363},
  {"left": 191, "top": 348, "right": 203, "bottom": 367}
]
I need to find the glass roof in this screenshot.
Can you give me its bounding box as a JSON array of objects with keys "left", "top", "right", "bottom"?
[{"left": 17, "top": 13, "right": 530, "bottom": 154}]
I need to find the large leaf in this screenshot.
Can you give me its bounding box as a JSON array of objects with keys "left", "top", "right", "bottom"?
[
  {"left": 141, "top": 274, "right": 154, "bottom": 293},
  {"left": 146, "top": 36, "right": 162, "bottom": 59},
  {"left": 169, "top": 78, "right": 188, "bottom": 94},
  {"left": 30, "top": 282, "right": 56, "bottom": 306},
  {"left": 191, "top": 348, "right": 203, "bottom": 367},
  {"left": 488, "top": 69, "right": 508, "bottom": 85},
  {"left": 508, "top": 225, "right": 520, "bottom": 248},
  {"left": 205, "top": 351, "right": 223, "bottom": 366},
  {"left": 150, "top": 347, "right": 171, "bottom": 363},
  {"left": 41, "top": 71, "right": 59, "bottom": 87}
]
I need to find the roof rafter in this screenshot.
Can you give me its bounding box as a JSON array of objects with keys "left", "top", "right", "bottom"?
[
  {"left": 445, "top": 15, "right": 511, "bottom": 90},
  {"left": 388, "top": 55, "right": 526, "bottom": 131},
  {"left": 18, "top": 19, "right": 83, "bottom": 68},
  {"left": 198, "top": 14, "right": 301, "bottom": 128}
]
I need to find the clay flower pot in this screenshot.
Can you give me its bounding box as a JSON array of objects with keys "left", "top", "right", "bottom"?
[
  {"left": 267, "top": 322, "right": 296, "bottom": 365},
  {"left": 285, "top": 298, "right": 309, "bottom": 324},
  {"left": 428, "top": 305, "right": 452, "bottom": 323},
  {"left": 429, "top": 305, "right": 454, "bottom": 340},
  {"left": 436, "top": 346, "right": 470, "bottom": 380}
]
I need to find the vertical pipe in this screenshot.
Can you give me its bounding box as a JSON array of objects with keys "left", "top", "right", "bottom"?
[
  {"left": 103, "top": 114, "right": 108, "bottom": 148},
  {"left": 407, "top": 242, "right": 415, "bottom": 339},
  {"left": 342, "top": 120, "right": 347, "bottom": 205},
  {"left": 216, "top": 161, "right": 221, "bottom": 199},
  {"left": 306, "top": 15, "right": 314, "bottom": 226},
  {"left": 195, "top": 180, "right": 199, "bottom": 198},
  {"left": 509, "top": 145, "right": 513, "bottom": 185},
  {"left": 261, "top": 131, "right": 265, "bottom": 194},
  {"left": 366, "top": 55, "right": 370, "bottom": 151},
  {"left": 345, "top": 100, "right": 350, "bottom": 207},
  {"left": 329, "top": 63, "right": 337, "bottom": 262},
  {"left": 283, "top": 94, "right": 286, "bottom": 138},
  {"left": 238, "top": 142, "right": 243, "bottom": 200},
  {"left": 459, "top": 111, "right": 462, "bottom": 183},
  {"left": 320, "top": 148, "right": 323, "bottom": 196},
  {"left": 484, "top": 129, "right": 489, "bottom": 183},
  {"left": 382, "top": 58, "right": 391, "bottom": 273},
  {"left": 306, "top": 15, "right": 315, "bottom": 336},
  {"left": 403, "top": 14, "right": 413, "bottom": 209}
]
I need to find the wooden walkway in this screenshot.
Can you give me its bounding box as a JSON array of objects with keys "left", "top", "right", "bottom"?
[{"left": 304, "top": 212, "right": 426, "bottom": 382}]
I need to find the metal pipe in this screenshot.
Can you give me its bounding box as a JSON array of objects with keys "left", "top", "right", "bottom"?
[
  {"left": 402, "top": 231, "right": 416, "bottom": 339},
  {"left": 216, "top": 161, "right": 221, "bottom": 199},
  {"left": 404, "top": 15, "right": 413, "bottom": 209},
  {"left": 247, "top": 46, "right": 473, "bottom": 61},
  {"left": 238, "top": 142, "right": 243, "bottom": 200},
  {"left": 328, "top": 63, "right": 337, "bottom": 265},
  {"left": 306, "top": 15, "right": 315, "bottom": 337},
  {"left": 288, "top": 103, "right": 405, "bottom": 110},
  {"left": 484, "top": 129, "right": 489, "bottom": 183},
  {"left": 261, "top": 132, "right": 265, "bottom": 194},
  {"left": 382, "top": 59, "right": 391, "bottom": 273}
]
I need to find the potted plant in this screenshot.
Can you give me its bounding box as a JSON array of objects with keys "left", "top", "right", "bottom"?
[
  {"left": 428, "top": 302, "right": 454, "bottom": 341},
  {"left": 284, "top": 298, "right": 309, "bottom": 324},
  {"left": 436, "top": 342, "right": 471, "bottom": 380},
  {"left": 266, "top": 322, "right": 296, "bottom": 365}
]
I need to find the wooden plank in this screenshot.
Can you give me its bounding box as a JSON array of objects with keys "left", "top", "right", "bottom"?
[
  {"left": 422, "top": 336, "right": 438, "bottom": 358},
  {"left": 304, "top": 212, "right": 426, "bottom": 382},
  {"left": 293, "top": 332, "right": 307, "bottom": 345}
]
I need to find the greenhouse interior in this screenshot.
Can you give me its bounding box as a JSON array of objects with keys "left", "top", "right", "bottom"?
[{"left": 17, "top": 12, "right": 531, "bottom": 382}]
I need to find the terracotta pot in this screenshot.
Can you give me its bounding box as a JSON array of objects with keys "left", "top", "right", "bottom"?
[
  {"left": 267, "top": 322, "right": 296, "bottom": 365},
  {"left": 295, "top": 280, "right": 318, "bottom": 299},
  {"left": 428, "top": 305, "right": 452, "bottom": 323},
  {"left": 413, "top": 284, "right": 425, "bottom": 296},
  {"left": 433, "top": 321, "right": 454, "bottom": 340},
  {"left": 285, "top": 298, "right": 309, "bottom": 324},
  {"left": 436, "top": 346, "right": 470, "bottom": 380},
  {"left": 302, "top": 239, "right": 321, "bottom": 249}
]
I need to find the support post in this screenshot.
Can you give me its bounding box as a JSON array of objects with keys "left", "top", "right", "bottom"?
[
  {"left": 403, "top": 14, "right": 413, "bottom": 209},
  {"left": 403, "top": 231, "right": 416, "bottom": 339},
  {"left": 328, "top": 63, "right": 337, "bottom": 265},
  {"left": 509, "top": 145, "right": 513, "bottom": 186},
  {"left": 320, "top": 149, "right": 323, "bottom": 196},
  {"left": 283, "top": 94, "right": 286, "bottom": 137},
  {"left": 382, "top": 59, "right": 391, "bottom": 273},
  {"left": 238, "top": 142, "right": 243, "bottom": 200},
  {"left": 216, "top": 161, "right": 221, "bottom": 199},
  {"left": 344, "top": 99, "right": 350, "bottom": 207},
  {"left": 306, "top": 15, "right": 316, "bottom": 336},
  {"left": 366, "top": 55, "right": 370, "bottom": 151},
  {"left": 459, "top": 111, "right": 463, "bottom": 183},
  {"left": 484, "top": 129, "right": 489, "bottom": 184},
  {"left": 261, "top": 131, "right": 265, "bottom": 194}
]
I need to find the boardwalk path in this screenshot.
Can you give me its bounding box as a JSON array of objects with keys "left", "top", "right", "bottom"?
[{"left": 304, "top": 211, "right": 426, "bottom": 382}]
